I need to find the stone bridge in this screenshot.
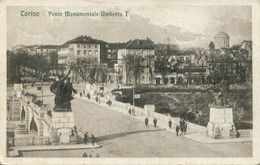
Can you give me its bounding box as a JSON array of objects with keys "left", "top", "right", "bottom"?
[{"left": 9, "top": 84, "right": 76, "bottom": 146}]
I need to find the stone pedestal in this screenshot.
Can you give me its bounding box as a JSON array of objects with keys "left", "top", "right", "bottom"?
[
  {"left": 207, "top": 106, "right": 235, "bottom": 139},
  {"left": 52, "top": 111, "right": 75, "bottom": 144}
]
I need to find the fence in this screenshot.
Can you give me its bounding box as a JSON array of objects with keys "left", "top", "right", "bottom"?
[
  {"left": 81, "top": 93, "right": 208, "bottom": 135},
  {"left": 14, "top": 136, "right": 51, "bottom": 146},
  {"left": 237, "top": 129, "right": 252, "bottom": 138}
]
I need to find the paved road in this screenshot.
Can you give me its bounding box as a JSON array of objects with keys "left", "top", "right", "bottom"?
[{"left": 21, "top": 90, "right": 252, "bottom": 157}]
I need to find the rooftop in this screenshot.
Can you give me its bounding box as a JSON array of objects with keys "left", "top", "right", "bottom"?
[
  {"left": 37, "top": 45, "right": 61, "bottom": 49},
  {"left": 214, "top": 31, "right": 229, "bottom": 38},
  {"left": 125, "top": 38, "right": 155, "bottom": 49},
  {"left": 63, "top": 35, "right": 106, "bottom": 46}
]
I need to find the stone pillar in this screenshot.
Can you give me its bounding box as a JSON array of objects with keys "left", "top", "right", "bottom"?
[
  {"left": 144, "top": 104, "right": 155, "bottom": 118},
  {"left": 207, "top": 106, "right": 235, "bottom": 139},
  {"left": 52, "top": 111, "right": 75, "bottom": 144}
]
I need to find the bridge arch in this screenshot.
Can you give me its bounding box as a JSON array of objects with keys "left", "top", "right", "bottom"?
[
  {"left": 29, "top": 117, "right": 38, "bottom": 135},
  {"left": 21, "top": 106, "right": 25, "bottom": 122}
]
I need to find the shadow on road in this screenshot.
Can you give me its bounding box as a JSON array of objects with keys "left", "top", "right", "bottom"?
[{"left": 97, "top": 128, "right": 165, "bottom": 142}]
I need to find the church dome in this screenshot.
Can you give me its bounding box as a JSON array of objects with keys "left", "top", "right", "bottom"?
[{"left": 214, "top": 31, "right": 229, "bottom": 38}]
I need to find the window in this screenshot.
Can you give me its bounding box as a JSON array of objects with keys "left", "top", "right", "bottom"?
[
  {"left": 77, "top": 50, "right": 81, "bottom": 55},
  {"left": 84, "top": 44, "right": 86, "bottom": 48},
  {"left": 84, "top": 50, "right": 87, "bottom": 55},
  {"left": 95, "top": 50, "right": 98, "bottom": 56},
  {"left": 95, "top": 44, "right": 98, "bottom": 48},
  {"left": 88, "top": 50, "right": 92, "bottom": 55},
  {"left": 88, "top": 44, "right": 91, "bottom": 48},
  {"left": 77, "top": 44, "right": 80, "bottom": 48}
]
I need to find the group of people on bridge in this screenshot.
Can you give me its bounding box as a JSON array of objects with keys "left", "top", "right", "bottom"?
[{"left": 144, "top": 117, "right": 188, "bottom": 136}]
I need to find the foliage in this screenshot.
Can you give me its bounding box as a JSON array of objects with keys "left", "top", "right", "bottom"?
[
  {"left": 209, "top": 41, "right": 215, "bottom": 50},
  {"left": 73, "top": 58, "right": 107, "bottom": 84},
  {"left": 7, "top": 50, "right": 49, "bottom": 83},
  {"left": 124, "top": 55, "right": 147, "bottom": 84}
]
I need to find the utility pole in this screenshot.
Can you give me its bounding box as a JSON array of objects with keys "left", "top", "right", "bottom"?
[
  {"left": 41, "top": 54, "right": 44, "bottom": 105},
  {"left": 132, "top": 55, "right": 135, "bottom": 115}
]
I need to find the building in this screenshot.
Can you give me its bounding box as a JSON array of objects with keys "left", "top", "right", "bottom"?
[
  {"left": 36, "top": 45, "right": 60, "bottom": 55},
  {"left": 106, "top": 43, "right": 126, "bottom": 68},
  {"left": 115, "top": 38, "right": 155, "bottom": 85},
  {"left": 240, "top": 40, "right": 252, "bottom": 60},
  {"left": 154, "top": 50, "right": 207, "bottom": 86},
  {"left": 214, "top": 31, "right": 230, "bottom": 49},
  {"left": 58, "top": 35, "right": 107, "bottom": 65}
]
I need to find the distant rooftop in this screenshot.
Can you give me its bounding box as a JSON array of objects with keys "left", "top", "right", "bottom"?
[
  {"left": 214, "top": 31, "right": 229, "bottom": 38},
  {"left": 125, "top": 38, "right": 155, "bottom": 49},
  {"left": 63, "top": 35, "right": 106, "bottom": 46},
  {"left": 107, "top": 42, "right": 127, "bottom": 49},
  {"left": 37, "top": 45, "right": 61, "bottom": 49}
]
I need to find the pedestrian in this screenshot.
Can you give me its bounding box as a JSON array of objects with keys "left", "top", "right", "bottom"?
[
  {"left": 84, "top": 132, "right": 88, "bottom": 144},
  {"left": 74, "top": 126, "right": 78, "bottom": 135},
  {"left": 128, "top": 108, "right": 131, "bottom": 115},
  {"left": 132, "top": 108, "right": 135, "bottom": 116},
  {"left": 96, "top": 153, "right": 100, "bottom": 157},
  {"left": 80, "top": 92, "right": 82, "bottom": 97},
  {"left": 176, "top": 125, "right": 180, "bottom": 136},
  {"left": 89, "top": 154, "right": 92, "bottom": 158},
  {"left": 145, "top": 117, "right": 149, "bottom": 127},
  {"left": 153, "top": 118, "right": 157, "bottom": 127},
  {"left": 82, "top": 152, "right": 88, "bottom": 157},
  {"left": 168, "top": 119, "right": 172, "bottom": 129},
  {"left": 236, "top": 130, "right": 240, "bottom": 138},
  {"left": 91, "top": 134, "right": 95, "bottom": 146},
  {"left": 183, "top": 121, "right": 187, "bottom": 135}
]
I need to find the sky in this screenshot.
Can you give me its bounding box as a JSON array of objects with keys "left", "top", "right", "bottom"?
[{"left": 7, "top": 5, "right": 252, "bottom": 49}]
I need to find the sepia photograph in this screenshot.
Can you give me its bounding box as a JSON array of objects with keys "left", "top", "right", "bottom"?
[{"left": 2, "top": 0, "right": 259, "bottom": 164}]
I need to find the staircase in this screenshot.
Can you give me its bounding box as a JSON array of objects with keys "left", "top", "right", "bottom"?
[{"left": 14, "top": 123, "right": 28, "bottom": 135}]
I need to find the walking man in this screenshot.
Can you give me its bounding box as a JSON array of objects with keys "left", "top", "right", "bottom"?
[
  {"left": 145, "top": 117, "right": 149, "bottom": 127},
  {"left": 84, "top": 132, "right": 88, "bottom": 144},
  {"left": 91, "top": 134, "right": 95, "bottom": 146},
  {"left": 168, "top": 119, "right": 172, "bottom": 129},
  {"left": 153, "top": 118, "right": 157, "bottom": 127},
  {"left": 128, "top": 108, "right": 131, "bottom": 115},
  {"left": 176, "top": 125, "right": 180, "bottom": 136}
]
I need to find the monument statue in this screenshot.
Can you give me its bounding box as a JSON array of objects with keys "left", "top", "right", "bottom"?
[{"left": 50, "top": 67, "right": 77, "bottom": 111}]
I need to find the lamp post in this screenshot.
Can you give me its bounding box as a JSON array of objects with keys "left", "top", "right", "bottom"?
[{"left": 132, "top": 55, "right": 136, "bottom": 116}]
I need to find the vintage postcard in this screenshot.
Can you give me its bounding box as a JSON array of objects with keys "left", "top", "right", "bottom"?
[{"left": 0, "top": 0, "right": 260, "bottom": 164}]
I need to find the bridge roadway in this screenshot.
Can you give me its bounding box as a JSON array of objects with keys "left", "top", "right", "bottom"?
[{"left": 21, "top": 85, "right": 252, "bottom": 157}]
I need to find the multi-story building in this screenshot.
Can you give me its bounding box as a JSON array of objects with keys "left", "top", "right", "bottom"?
[
  {"left": 106, "top": 43, "right": 126, "bottom": 68},
  {"left": 58, "top": 35, "right": 107, "bottom": 65},
  {"left": 154, "top": 50, "right": 207, "bottom": 86},
  {"left": 115, "top": 38, "right": 155, "bottom": 85}
]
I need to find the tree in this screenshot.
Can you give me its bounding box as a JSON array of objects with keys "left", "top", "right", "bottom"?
[
  {"left": 209, "top": 41, "right": 215, "bottom": 50},
  {"left": 124, "top": 55, "right": 144, "bottom": 84},
  {"left": 155, "top": 55, "right": 170, "bottom": 85},
  {"left": 74, "top": 58, "right": 107, "bottom": 84},
  {"left": 7, "top": 50, "right": 50, "bottom": 83},
  {"left": 49, "top": 51, "right": 58, "bottom": 66}
]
